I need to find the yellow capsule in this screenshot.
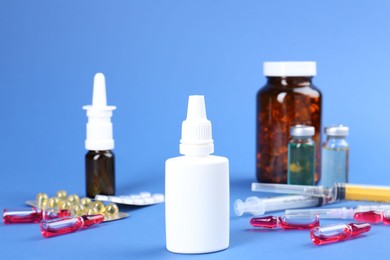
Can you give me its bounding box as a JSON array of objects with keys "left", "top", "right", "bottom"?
[
  {"left": 80, "top": 197, "right": 92, "bottom": 207},
  {"left": 59, "top": 201, "right": 72, "bottom": 210},
  {"left": 87, "top": 207, "right": 99, "bottom": 215},
  {"left": 92, "top": 201, "right": 106, "bottom": 214},
  {"left": 73, "top": 204, "right": 86, "bottom": 216},
  {"left": 105, "top": 203, "right": 119, "bottom": 217},
  {"left": 47, "top": 197, "right": 60, "bottom": 208},
  {"left": 56, "top": 190, "right": 67, "bottom": 199},
  {"left": 67, "top": 194, "right": 80, "bottom": 204},
  {"left": 36, "top": 193, "right": 49, "bottom": 207}
]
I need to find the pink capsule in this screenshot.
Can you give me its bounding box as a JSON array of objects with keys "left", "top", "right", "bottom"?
[
  {"left": 42, "top": 209, "right": 72, "bottom": 220},
  {"left": 383, "top": 210, "right": 390, "bottom": 225}
]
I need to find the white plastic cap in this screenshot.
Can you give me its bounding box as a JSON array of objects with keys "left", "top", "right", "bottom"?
[
  {"left": 179, "top": 95, "right": 214, "bottom": 155},
  {"left": 83, "top": 73, "right": 116, "bottom": 151},
  {"left": 290, "top": 125, "right": 315, "bottom": 137},
  {"left": 264, "top": 61, "right": 317, "bottom": 77},
  {"left": 325, "top": 125, "right": 349, "bottom": 136}
]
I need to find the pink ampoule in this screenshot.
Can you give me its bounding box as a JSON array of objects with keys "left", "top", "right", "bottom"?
[
  {"left": 310, "top": 222, "right": 371, "bottom": 245},
  {"left": 3, "top": 208, "right": 42, "bottom": 224},
  {"left": 40, "top": 214, "right": 104, "bottom": 238},
  {"left": 42, "top": 208, "right": 71, "bottom": 220},
  {"left": 354, "top": 210, "right": 383, "bottom": 223},
  {"left": 383, "top": 210, "right": 390, "bottom": 225},
  {"left": 2, "top": 208, "right": 71, "bottom": 224},
  {"left": 250, "top": 215, "right": 319, "bottom": 230}
]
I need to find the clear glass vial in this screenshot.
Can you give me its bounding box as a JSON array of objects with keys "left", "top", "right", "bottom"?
[
  {"left": 321, "top": 125, "right": 349, "bottom": 188},
  {"left": 288, "top": 125, "right": 316, "bottom": 185}
]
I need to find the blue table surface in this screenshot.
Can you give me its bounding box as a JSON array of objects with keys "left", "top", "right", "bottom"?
[
  {"left": 3, "top": 1, "right": 390, "bottom": 259},
  {"left": 1, "top": 172, "right": 388, "bottom": 260}
]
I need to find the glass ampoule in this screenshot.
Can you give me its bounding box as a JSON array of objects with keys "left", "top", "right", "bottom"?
[
  {"left": 3, "top": 208, "right": 71, "bottom": 224},
  {"left": 40, "top": 214, "right": 104, "bottom": 237},
  {"left": 250, "top": 214, "right": 319, "bottom": 230},
  {"left": 310, "top": 223, "right": 371, "bottom": 245}
]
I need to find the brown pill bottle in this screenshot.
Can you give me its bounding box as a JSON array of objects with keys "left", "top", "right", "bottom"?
[{"left": 256, "top": 62, "right": 322, "bottom": 184}]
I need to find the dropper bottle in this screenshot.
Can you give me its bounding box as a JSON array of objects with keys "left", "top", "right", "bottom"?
[
  {"left": 83, "top": 73, "right": 116, "bottom": 198},
  {"left": 165, "top": 95, "right": 230, "bottom": 254}
]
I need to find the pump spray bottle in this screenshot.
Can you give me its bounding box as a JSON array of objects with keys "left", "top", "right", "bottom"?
[
  {"left": 165, "top": 95, "right": 230, "bottom": 254},
  {"left": 83, "top": 73, "right": 116, "bottom": 198}
]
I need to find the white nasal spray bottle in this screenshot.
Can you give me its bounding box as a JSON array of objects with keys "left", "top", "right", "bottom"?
[
  {"left": 83, "top": 73, "right": 116, "bottom": 198},
  {"left": 165, "top": 95, "right": 230, "bottom": 254}
]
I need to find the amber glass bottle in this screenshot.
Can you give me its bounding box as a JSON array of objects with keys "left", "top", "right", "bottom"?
[
  {"left": 85, "top": 150, "right": 115, "bottom": 198},
  {"left": 256, "top": 62, "right": 322, "bottom": 184}
]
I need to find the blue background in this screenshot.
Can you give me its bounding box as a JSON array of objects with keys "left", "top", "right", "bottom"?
[{"left": 1, "top": 1, "right": 390, "bottom": 259}]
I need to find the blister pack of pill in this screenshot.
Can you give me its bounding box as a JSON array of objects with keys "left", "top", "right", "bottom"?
[{"left": 95, "top": 192, "right": 164, "bottom": 206}]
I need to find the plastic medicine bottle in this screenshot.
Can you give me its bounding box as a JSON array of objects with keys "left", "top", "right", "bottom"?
[
  {"left": 165, "top": 95, "right": 230, "bottom": 254},
  {"left": 321, "top": 125, "right": 349, "bottom": 188},
  {"left": 288, "top": 125, "right": 316, "bottom": 185},
  {"left": 256, "top": 61, "right": 322, "bottom": 184}
]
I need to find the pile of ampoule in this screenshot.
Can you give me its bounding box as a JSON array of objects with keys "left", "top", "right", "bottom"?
[
  {"left": 28, "top": 190, "right": 126, "bottom": 221},
  {"left": 3, "top": 190, "right": 129, "bottom": 238}
]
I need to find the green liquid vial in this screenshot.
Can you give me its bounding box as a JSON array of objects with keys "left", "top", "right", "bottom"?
[{"left": 288, "top": 125, "right": 315, "bottom": 185}]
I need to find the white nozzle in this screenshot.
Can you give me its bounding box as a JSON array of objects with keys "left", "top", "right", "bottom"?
[
  {"left": 83, "top": 73, "right": 116, "bottom": 151},
  {"left": 92, "top": 73, "right": 107, "bottom": 107},
  {"left": 179, "top": 95, "right": 214, "bottom": 155},
  {"left": 186, "top": 95, "right": 207, "bottom": 120}
]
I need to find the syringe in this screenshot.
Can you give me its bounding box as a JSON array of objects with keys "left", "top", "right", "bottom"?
[
  {"left": 234, "top": 195, "right": 327, "bottom": 216},
  {"left": 252, "top": 182, "right": 390, "bottom": 203},
  {"left": 251, "top": 182, "right": 333, "bottom": 201},
  {"left": 285, "top": 207, "right": 355, "bottom": 219},
  {"left": 286, "top": 206, "right": 390, "bottom": 224}
]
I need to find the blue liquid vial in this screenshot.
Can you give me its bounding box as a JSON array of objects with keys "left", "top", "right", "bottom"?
[{"left": 321, "top": 125, "right": 349, "bottom": 188}]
